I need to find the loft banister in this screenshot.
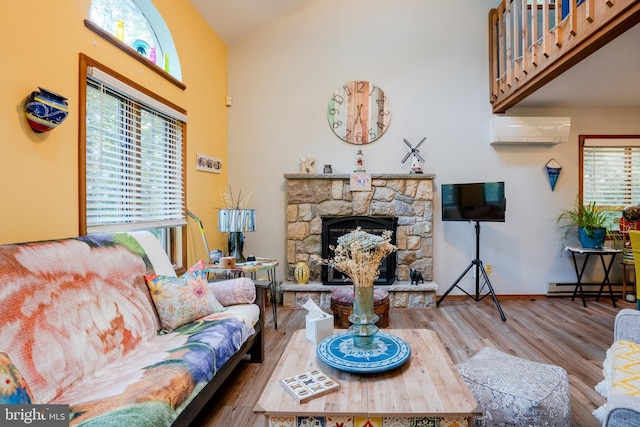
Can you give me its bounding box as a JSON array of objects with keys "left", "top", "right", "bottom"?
[{"left": 489, "top": 0, "right": 640, "bottom": 114}]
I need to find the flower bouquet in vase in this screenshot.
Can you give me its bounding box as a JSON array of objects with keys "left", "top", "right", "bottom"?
[{"left": 325, "top": 227, "right": 396, "bottom": 349}]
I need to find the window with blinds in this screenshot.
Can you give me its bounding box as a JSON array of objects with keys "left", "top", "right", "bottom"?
[
  {"left": 84, "top": 66, "right": 186, "bottom": 233},
  {"left": 581, "top": 136, "right": 640, "bottom": 227}
]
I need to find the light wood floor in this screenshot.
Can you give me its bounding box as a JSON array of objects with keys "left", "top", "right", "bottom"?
[{"left": 192, "top": 296, "right": 626, "bottom": 427}]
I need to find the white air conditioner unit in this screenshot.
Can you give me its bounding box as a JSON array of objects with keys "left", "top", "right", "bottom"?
[{"left": 490, "top": 116, "right": 571, "bottom": 145}]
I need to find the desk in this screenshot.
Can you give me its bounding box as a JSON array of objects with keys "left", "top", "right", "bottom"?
[
  {"left": 254, "top": 329, "right": 480, "bottom": 426},
  {"left": 205, "top": 258, "right": 279, "bottom": 329},
  {"left": 565, "top": 246, "right": 620, "bottom": 307}
]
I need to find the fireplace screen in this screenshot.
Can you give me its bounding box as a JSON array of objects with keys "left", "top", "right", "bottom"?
[{"left": 322, "top": 216, "right": 397, "bottom": 285}]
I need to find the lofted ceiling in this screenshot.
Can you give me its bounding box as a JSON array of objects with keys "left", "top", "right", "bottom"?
[
  {"left": 189, "top": 0, "right": 313, "bottom": 46},
  {"left": 189, "top": 1, "right": 640, "bottom": 111}
]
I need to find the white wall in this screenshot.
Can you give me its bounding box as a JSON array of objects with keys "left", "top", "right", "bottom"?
[{"left": 226, "top": 0, "right": 640, "bottom": 295}]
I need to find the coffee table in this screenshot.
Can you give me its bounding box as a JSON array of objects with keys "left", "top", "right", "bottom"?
[{"left": 254, "top": 329, "right": 481, "bottom": 427}]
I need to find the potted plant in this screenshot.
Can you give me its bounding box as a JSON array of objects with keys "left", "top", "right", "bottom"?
[{"left": 556, "top": 199, "right": 612, "bottom": 248}]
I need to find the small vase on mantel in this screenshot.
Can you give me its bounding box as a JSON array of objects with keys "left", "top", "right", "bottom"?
[
  {"left": 349, "top": 284, "right": 379, "bottom": 350},
  {"left": 293, "top": 261, "right": 310, "bottom": 284}
]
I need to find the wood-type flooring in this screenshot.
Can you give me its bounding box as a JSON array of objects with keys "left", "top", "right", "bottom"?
[{"left": 192, "top": 296, "right": 625, "bottom": 427}]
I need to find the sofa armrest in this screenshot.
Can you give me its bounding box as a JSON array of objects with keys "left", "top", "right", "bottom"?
[
  {"left": 603, "top": 394, "right": 640, "bottom": 427},
  {"left": 614, "top": 309, "right": 640, "bottom": 343}
]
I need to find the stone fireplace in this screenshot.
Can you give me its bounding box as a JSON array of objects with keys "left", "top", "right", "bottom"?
[{"left": 282, "top": 173, "right": 438, "bottom": 309}]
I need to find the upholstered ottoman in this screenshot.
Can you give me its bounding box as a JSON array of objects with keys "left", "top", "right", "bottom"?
[
  {"left": 456, "top": 347, "right": 571, "bottom": 427},
  {"left": 330, "top": 287, "right": 390, "bottom": 328}
]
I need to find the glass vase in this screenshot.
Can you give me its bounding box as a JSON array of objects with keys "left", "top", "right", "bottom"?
[{"left": 348, "top": 285, "right": 379, "bottom": 350}]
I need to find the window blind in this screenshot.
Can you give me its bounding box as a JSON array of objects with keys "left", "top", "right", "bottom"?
[
  {"left": 85, "top": 67, "right": 186, "bottom": 233},
  {"left": 582, "top": 138, "right": 640, "bottom": 209}
]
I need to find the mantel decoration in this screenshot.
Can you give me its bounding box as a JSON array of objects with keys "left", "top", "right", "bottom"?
[
  {"left": 316, "top": 228, "right": 411, "bottom": 373},
  {"left": 24, "top": 87, "right": 69, "bottom": 133},
  {"left": 401, "top": 137, "right": 426, "bottom": 174}
]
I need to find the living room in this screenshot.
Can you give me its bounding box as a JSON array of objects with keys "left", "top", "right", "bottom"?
[
  {"left": 5, "top": 1, "right": 639, "bottom": 294},
  {"left": 2, "top": 0, "right": 640, "bottom": 425}
]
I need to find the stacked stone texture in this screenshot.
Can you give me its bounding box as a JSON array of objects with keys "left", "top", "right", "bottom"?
[{"left": 285, "top": 174, "right": 433, "bottom": 283}]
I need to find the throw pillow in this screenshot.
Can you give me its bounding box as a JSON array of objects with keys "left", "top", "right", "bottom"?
[
  {"left": 0, "top": 351, "right": 34, "bottom": 404},
  {"left": 145, "top": 260, "right": 225, "bottom": 332},
  {"left": 208, "top": 277, "right": 256, "bottom": 306}
]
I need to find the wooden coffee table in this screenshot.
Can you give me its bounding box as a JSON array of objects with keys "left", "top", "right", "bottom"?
[{"left": 254, "top": 329, "right": 481, "bottom": 427}]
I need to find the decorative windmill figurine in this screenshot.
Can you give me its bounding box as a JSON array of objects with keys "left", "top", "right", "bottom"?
[{"left": 401, "top": 137, "right": 426, "bottom": 174}]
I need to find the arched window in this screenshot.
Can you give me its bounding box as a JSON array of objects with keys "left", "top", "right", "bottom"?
[{"left": 89, "top": 0, "right": 182, "bottom": 80}]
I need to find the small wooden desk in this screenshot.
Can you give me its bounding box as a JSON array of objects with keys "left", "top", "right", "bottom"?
[
  {"left": 254, "top": 329, "right": 481, "bottom": 427},
  {"left": 205, "top": 258, "right": 279, "bottom": 329},
  {"left": 565, "top": 246, "right": 620, "bottom": 307}
]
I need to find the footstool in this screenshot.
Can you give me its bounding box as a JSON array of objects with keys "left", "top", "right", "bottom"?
[
  {"left": 456, "top": 347, "right": 571, "bottom": 427},
  {"left": 330, "top": 287, "right": 390, "bottom": 328}
]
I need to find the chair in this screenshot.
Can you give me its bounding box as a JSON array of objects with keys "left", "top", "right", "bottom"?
[
  {"left": 621, "top": 232, "right": 635, "bottom": 302},
  {"left": 627, "top": 230, "right": 640, "bottom": 309}
]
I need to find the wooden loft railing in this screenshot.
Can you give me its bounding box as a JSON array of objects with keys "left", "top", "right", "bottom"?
[{"left": 489, "top": 0, "right": 640, "bottom": 114}]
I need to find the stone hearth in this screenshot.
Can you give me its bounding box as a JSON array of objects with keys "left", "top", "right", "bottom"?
[{"left": 281, "top": 281, "right": 437, "bottom": 310}]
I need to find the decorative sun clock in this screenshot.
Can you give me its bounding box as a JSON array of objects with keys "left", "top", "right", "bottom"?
[{"left": 327, "top": 80, "right": 391, "bottom": 144}]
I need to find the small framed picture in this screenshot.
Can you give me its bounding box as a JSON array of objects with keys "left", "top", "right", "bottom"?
[
  {"left": 350, "top": 172, "right": 371, "bottom": 191},
  {"left": 196, "top": 153, "right": 222, "bottom": 173}
]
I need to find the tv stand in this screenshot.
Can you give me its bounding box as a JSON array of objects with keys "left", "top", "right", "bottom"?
[{"left": 436, "top": 221, "right": 506, "bottom": 321}]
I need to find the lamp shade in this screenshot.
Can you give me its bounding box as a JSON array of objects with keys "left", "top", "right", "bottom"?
[{"left": 218, "top": 209, "right": 256, "bottom": 232}]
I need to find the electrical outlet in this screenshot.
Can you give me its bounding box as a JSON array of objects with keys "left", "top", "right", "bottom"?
[{"left": 485, "top": 264, "right": 492, "bottom": 274}]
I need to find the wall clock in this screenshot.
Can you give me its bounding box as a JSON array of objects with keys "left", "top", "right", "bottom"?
[{"left": 327, "top": 80, "right": 391, "bottom": 145}]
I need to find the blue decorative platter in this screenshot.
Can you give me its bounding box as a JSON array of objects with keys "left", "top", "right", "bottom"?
[{"left": 316, "top": 331, "right": 411, "bottom": 373}]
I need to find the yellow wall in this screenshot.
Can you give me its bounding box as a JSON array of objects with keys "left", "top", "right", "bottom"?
[{"left": 1, "top": 0, "right": 228, "bottom": 264}]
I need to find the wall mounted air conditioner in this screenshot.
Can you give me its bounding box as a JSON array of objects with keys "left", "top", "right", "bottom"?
[{"left": 490, "top": 116, "right": 571, "bottom": 145}]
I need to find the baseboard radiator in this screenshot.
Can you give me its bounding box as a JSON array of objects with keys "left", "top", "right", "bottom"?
[{"left": 546, "top": 282, "right": 623, "bottom": 297}]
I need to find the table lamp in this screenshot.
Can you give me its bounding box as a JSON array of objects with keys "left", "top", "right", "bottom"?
[{"left": 218, "top": 208, "right": 256, "bottom": 263}]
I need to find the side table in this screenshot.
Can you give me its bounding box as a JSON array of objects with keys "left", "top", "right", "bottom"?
[
  {"left": 565, "top": 246, "right": 620, "bottom": 307},
  {"left": 205, "top": 258, "right": 279, "bottom": 329}
]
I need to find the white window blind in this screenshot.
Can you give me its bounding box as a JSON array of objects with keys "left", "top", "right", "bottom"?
[
  {"left": 582, "top": 138, "right": 640, "bottom": 209},
  {"left": 85, "top": 66, "right": 186, "bottom": 233}
]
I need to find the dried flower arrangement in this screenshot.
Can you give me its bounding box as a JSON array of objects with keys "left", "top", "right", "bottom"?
[{"left": 321, "top": 227, "right": 396, "bottom": 288}]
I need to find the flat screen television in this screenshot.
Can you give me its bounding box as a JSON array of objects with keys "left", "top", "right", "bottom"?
[{"left": 441, "top": 182, "right": 506, "bottom": 222}]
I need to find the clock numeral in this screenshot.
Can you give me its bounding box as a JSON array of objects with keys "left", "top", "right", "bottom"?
[
  {"left": 369, "top": 85, "right": 377, "bottom": 96},
  {"left": 375, "top": 96, "right": 387, "bottom": 105},
  {"left": 328, "top": 108, "right": 340, "bottom": 116},
  {"left": 332, "top": 95, "right": 344, "bottom": 105},
  {"left": 368, "top": 130, "right": 377, "bottom": 140},
  {"left": 378, "top": 108, "right": 390, "bottom": 116},
  {"left": 355, "top": 132, "right": 363, "bottom": 143},
  {"left": 355, "top": 81, "right": 365, "bottom": 93},
  {"left": 342, "top": 85, "right": 352, "bottom": 96},
  {"left": 332, "top": 120, "right": 343, "bottom": 129},
  {"left": 377, "top": 121, "right": 386, "bottom": 131}
]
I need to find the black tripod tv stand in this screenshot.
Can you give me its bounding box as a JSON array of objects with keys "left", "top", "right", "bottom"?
[{"left": 436, "top": 220, "right": 506, "bottom": 321}]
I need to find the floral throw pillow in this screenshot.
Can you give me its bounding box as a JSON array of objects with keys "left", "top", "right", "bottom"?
[
  {"left": 0, "top": 351, "right": 34, "bottom": 404},
  {"left": 145, "top": 260, "right": 225, "bottom": 332}
]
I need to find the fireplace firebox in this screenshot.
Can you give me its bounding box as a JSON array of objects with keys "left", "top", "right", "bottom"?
[{"left": 322, "top": 216, "right": 397, "bottom": 285}]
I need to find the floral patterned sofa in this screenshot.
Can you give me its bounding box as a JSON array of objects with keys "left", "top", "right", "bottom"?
[{"left": 0, "top": 231, "right": 265, "bottom": 426}]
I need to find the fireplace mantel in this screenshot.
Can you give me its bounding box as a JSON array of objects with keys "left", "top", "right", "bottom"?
[{"left": 284, "top": 173, "right": 436, "bottom": 180}]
